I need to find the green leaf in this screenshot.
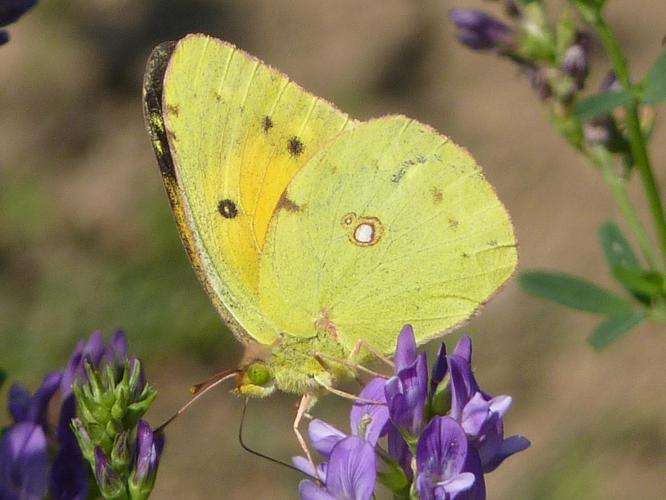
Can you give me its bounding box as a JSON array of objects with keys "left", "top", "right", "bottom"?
[
  {"left": 588, "top": 311, "right": 645, "bottom": 350},
  {"left": 641, "top": 51, "right": 666, "bottom": 104},
  {"left": 598, "top": 222, "right": 664, "bottom": 302},
  {"left": 612, "top": 267, "right": 664, "bottom": 298},
  {"left": 575, "top": 90, "right": 634, "bottom": 121},
  {"left": 572, "top": 0, "right": 605, "bottom": 7},
  {"left": 0, "top": 369, "right": 6, "bottom": 390},
  {"left": 519, "top": 270, "right": 633, "bottom": 315},
  {"left": 598, "top": 221, "right": 641, "bottom": 269}
]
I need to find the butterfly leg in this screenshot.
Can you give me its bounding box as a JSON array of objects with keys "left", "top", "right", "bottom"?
[
  {"left": 314, "top": 352, "right": 386, "bottom": 379},
  {"left": 350, "top": 339, "right": 395, "bottom": 369},
  {"left": 315, "top": 379, "right": 385, "bottom": 405},
  {"left": 293, "top": 394, "right": 319, "bottom": 481}
]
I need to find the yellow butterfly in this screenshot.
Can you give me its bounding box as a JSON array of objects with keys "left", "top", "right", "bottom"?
[{"left": 142, "top": 34, "right": 516, "bottom": 404}]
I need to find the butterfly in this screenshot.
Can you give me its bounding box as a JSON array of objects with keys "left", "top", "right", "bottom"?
[{"left": 142, "top": 33, "right": 516, "bottom": 405}]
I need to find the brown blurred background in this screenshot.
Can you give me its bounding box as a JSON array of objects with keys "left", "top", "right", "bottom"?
[{"left": 1, "top": 1, "right": 665, "bottom": 498}]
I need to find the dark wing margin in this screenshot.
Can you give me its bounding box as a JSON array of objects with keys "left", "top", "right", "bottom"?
[
  {"left": 141, "top": 38, "right": 254, "bottom": 345},
  {"left": 142, "top": 40, "right": 178, "bottom": 180}
]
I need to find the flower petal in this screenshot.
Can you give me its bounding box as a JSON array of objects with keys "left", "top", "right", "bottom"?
[
  {"left": 394, "top": 325, "right": 417, "bottom": 372},
  {"left": 483, "top": 435, "right": 531, "bottom": 473},
  {"left": 82, "top": 331, "right": 105, "bottom": 367},
  {"left": 325, "top": 436, "right": 376, "bottom": 500},
  {"left": 0, "top": 0, "right": 38, "bottom": 28},
  {"left": 134, "top": 420, "right": 158, "bottom": 482},
  {"left": 0, "top": 422, "right": 49, "bottom": 500},
  {"left": 452, "top": 336, "right": 472, "bottom": 363},
  {"left": 430, "top": 343, "right": 448, "bottom": 395},
  {"left": 27, "top": 372, "right": 62, "bottom": 427},
  {"left": 448, "top": 9, "right": 514, "bottom": 51},
  {"left": 49, "top": 443, "right": 88, "bottom": 500},
  {"left": 488, "top": 395, "right": 512, "bottom": 418},
  {"left": 299, "top": 480, "right": 336, "bottom": 500},
  {"left": 307, "top": 419, "right": 346, "bottom": 458},
  {"left": 447, "top": 355, "right": 481, "bottom": 420},
  {"left": 110, "top": 330, "right": 128, "bottom": 361},
  {"left": 460, "top": 392, "right": 491, "bottom": 437},
  {"left": 350, "top": 378, "right": 388, "bottom": 445},
  {"left": 387, "top": 425, "right": 413, "bottom": 482},
  {"left": 415, "top": 417, "right": 469, "bottom": 499},
  {"left": 8, "top": 384, "right": 30, "bottom": 422},
  {"left": 436, "top": 472, "right": 475, "bottom": 496},
  {"left": 386, "top": 352, "right": 428, "bottom": 435}
]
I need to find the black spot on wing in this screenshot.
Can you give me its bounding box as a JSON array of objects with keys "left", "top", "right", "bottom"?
[
  {"left": 288, "top": 136, "right": 304, "bottom": 157},
  {"left": 218, "top": 199, "right": 239, "bottom": 219},
  {"left": 263, "top": 116, "right": 274, "bottom": 132}
]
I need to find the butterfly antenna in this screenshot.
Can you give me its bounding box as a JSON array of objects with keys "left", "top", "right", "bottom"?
[
  {"left": 238, "top": 398, "right": 304, "bottom": 475},
  {"left": 155, "top": 369, "right": 240, "bottom": 433}
]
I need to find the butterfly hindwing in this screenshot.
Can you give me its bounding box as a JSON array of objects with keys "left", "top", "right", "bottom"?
[{"left": 259, "top": 116, "right": 517, "bottom": 353}]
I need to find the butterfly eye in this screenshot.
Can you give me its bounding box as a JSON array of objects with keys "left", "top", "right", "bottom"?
[{"left": 218, "top": 199, "right": 238, "bottom": 219}]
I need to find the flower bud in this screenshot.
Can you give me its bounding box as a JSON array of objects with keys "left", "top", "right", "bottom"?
[
  {"left": 71, "top": 417, "right": 95, "bottom": 463},
  {"left": 449, "top": 9, "right": 514, "bottom": 51},
  {"left": 128, "top": 420, "right": 163, "bottom": 500},
  {"left": 111, "top": 431, "right": 131, "bottom": 471},
  {"left": 561, "top": 42, "right": 588, "bottom": 90},
  {"left": 94, "top": 447, "right": 126, "bottom": 500}
]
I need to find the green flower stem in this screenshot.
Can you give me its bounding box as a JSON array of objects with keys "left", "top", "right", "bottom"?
[
  {"left": 587, "top": 8, "right": 666, "bottom": 268},
  {"left": 589, "top": 146, "right": 659, "bottom": 270}
]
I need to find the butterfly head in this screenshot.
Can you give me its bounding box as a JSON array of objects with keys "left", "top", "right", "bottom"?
[{"left": 237, "top": 360, "right": 276, "bottom": 398}]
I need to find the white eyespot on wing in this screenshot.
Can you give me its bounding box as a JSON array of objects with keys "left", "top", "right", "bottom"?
[{"left": 354, "top": 223, "right": 375, "bottom": 244}]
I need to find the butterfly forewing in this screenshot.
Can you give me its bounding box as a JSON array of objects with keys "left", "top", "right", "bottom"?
[{"left": 151, "top": 34, "right": 354, "bottom": 344}]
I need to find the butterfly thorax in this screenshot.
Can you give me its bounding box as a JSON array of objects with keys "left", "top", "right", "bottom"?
[{"left": 237, "top": 330, "right": 355, "bottom": 397}]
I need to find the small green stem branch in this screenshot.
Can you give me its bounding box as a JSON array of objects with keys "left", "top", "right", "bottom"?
[
  {"left": 589, "top": 146, "right": 659, "bottom": 269},
  {"left": 589, "top": 9, "right": 666, "bottom": 269}
]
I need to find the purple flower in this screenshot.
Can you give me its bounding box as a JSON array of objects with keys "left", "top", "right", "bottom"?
[
  {"left": 129, "top": 420, "right": 163, "bottom": 498},
  {"left": 0, "top": 0, "right": 37, "bottom": 45},
  {"left": 600, "top": 70, "right": 621, "bottom": 93},
  {"left": 49, "top": 441, "right": 89, "bottom": 500},
  {"left": 0, "top": 422, "right": 49, "bottom": 500},
  {"left": 1, "top": 372, "right": 62, "bottom": 499},
  {"left": 309, "top": 420, "right": 346, "bottom": 458},
  {"left": 386, "top": 351, "right": 428, "bottom": 436},
  {"left": 2, "top": 330, "right": 159, "bottom": 500},
  {"left": 294, "top": 326, "right": 528, "bottom": 499},
  {"left": 299, "top": 437, "right": 376, "bottom": 500},
  {"left": 9, "top": 372, "right": 61, "bottom": 428},
  {"left": 561, "top": 42, "right": 589, "bottom": 90},
  {"left": 60, "top": 330, "right": 107, "bottom": 398},
  {"left": 293, "top": 377, "right": 389, "bottom": 481},
  {"left": 447, "top": 337, "right": 530, "bottom": 472},
  {"left": 394, "top": 325, "right": 418, "bottom": 371},
  {"left": 350, "top": 377, "right": 389, "bottom": 445},
  {"left": 430, "top": 342, "right": 448, "bottom": 396},
  {"left": 415, "top": 416, "right": 482, "bottom": 500},
  {"left": 94, "top": 448, "right": 125, "bottom": 498},
  {"left": 449, "top": 9, "right": 514, "bottom": 51},
  {"left": 387, "top": 425, "right": 413, "bottom": 482},
  {"left": 385, "top": 325, "right": 429, "bottom": 436}
]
